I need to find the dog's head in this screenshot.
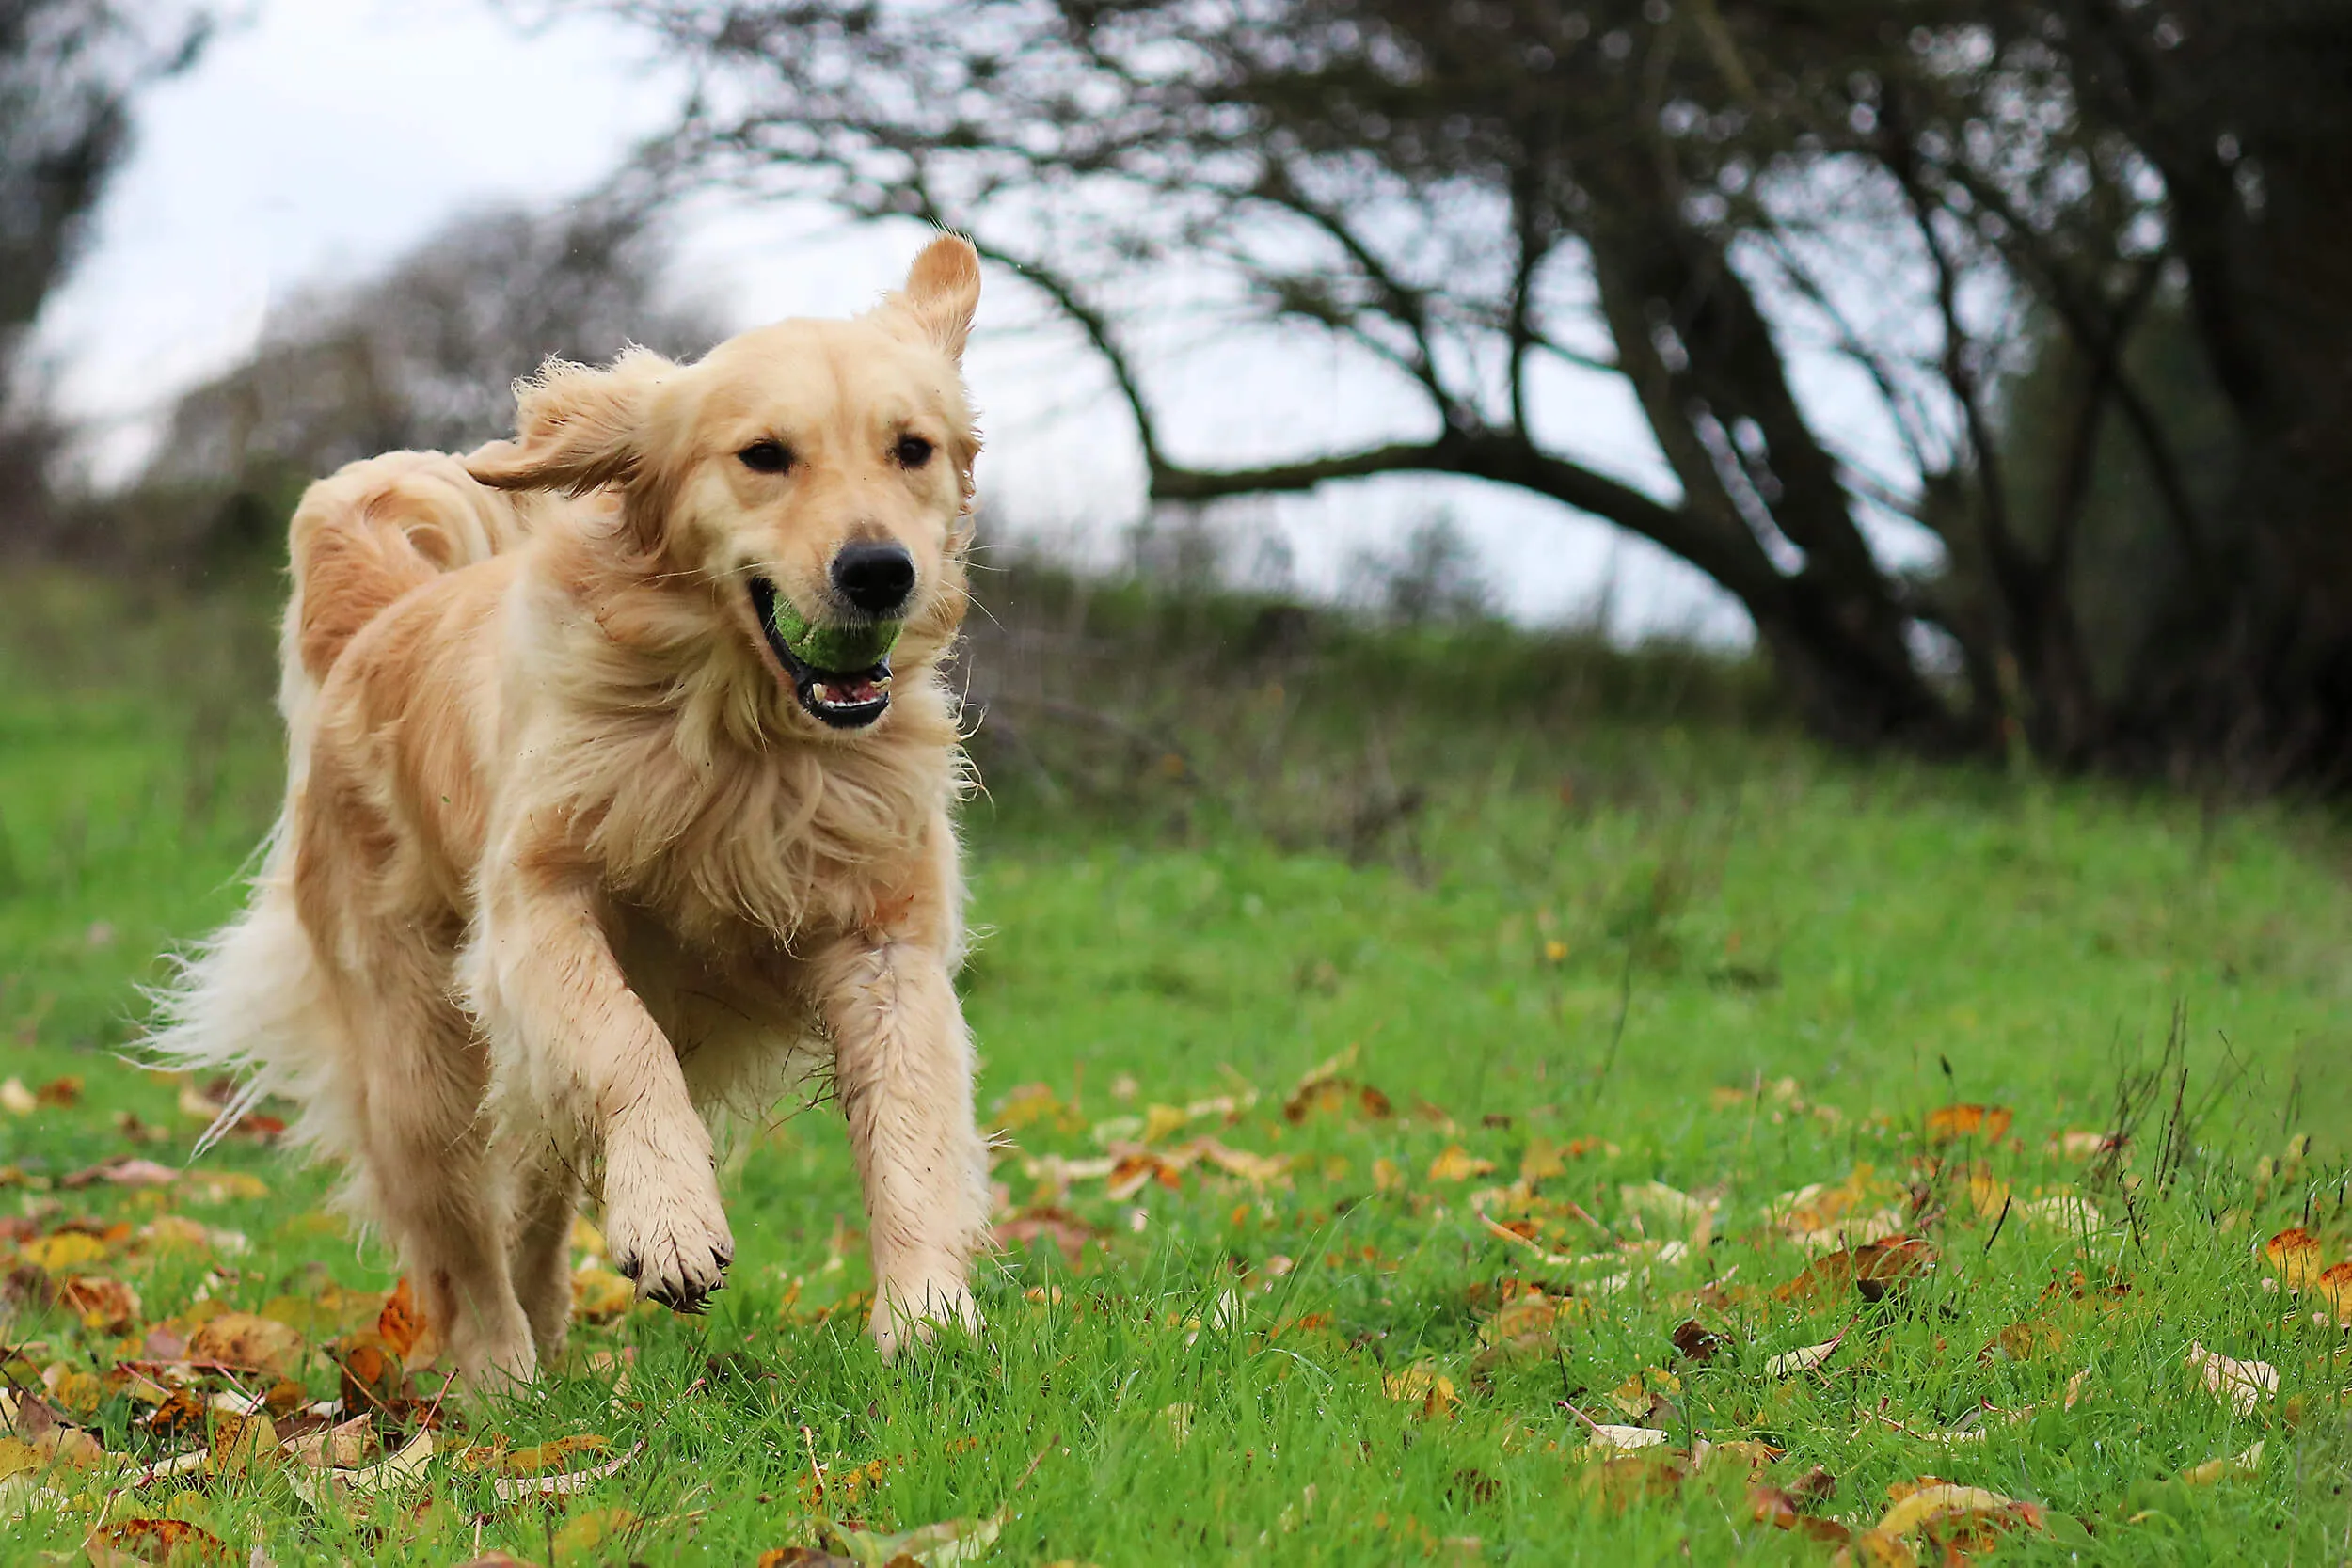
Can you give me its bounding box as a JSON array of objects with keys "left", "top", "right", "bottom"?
[{"left": 469, "top": 234, "right": 982, "bottom": 735}]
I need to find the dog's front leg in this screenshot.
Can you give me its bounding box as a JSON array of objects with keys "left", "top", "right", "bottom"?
[
  {"left": 469, "top": 870, "right": 733, "bottom": 1313},
  {"left": 809, "top": 931, "right": 990, "bottom": 1357}
]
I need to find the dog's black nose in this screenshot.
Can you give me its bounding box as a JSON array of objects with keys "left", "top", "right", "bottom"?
[{"left": 832, "top": 542, "right": 915, "bottom": 616}]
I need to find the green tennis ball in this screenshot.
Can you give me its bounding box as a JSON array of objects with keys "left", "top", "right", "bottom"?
[{"left": 769, "top": 595, "right": 902, "bottom": 673}]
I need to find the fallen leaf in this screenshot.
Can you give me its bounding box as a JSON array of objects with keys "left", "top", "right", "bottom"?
[
  {"left": 1874, "top": 1481, "right": 2044, "bottom": 1539},
  {"left": 1765, "top": 1329, "right": 1846, "bottom": 1378},
  {"left": 2181, "top": 1439, "right": 2264, "bottom": 1484},
  {"left": 291, "top": 1427, "right": 433, "bottom": 1507},
  {"left": 572, "top": 1265, "right": 635, "bottom": 1323},
  {"left": 359, "top": 1277, "right": 420, "bottom": 1363},
  {"left": 2185, "top": 1341, "right": 2277, "bottom": 1417},
  {"left": 1776, "top": 1237, "right": 1935, "bottom": 1305},
  {"left": 1669, "top": 1319, "right": 1730, "bottom": 1365},
  {"left": 207, "top": 1410, "right": 278, "bottom": 1476},
  {"left": 33, "top": 1076, "right": 82, "bottom": 1108},
  {"left": 551, "top": 1505, "right": 640, "bottom": 1566},
  {"left": 1382, "top": 1364, "right": 1460, "bottom": 1418},
  {"left": 60, "top": 1275, "right": 141, "bottom": 1333},
  {"left": 2265, "top": 1227, "right": 2326, "bottom": 1292},
  {"left": 1924, "top": 1104, "right": 2012, "bottom": 1144},
  {"left": 187, "top": 1313, "right": 303, "bottom": 1379},
  {"left": 333, "top": 1337, "right": 406, "bottom": 1416},
  {"left": 492, "top": 1439, "right": 644, "bottom": 1502},
  {"left": 1428, "top": 1145, "right": 1496, "bottom": 1182},
  {"left": 87, "top": 1517, "right": 225, "bottom": 1565},
  {"left": 282, "top": 1414, "right": 372, "bottom": 1470},
  {"left": 2014, "top": 1195, "right": 2104, "bottom": 1231},
  {"left": 1619, "top": 1181, "right": 1716, "bottom": 1244},
  {"left": 820, "top": 1513, "right": 1002, "bottom": 1567},
  {"left": 0, "top": 1079, "right": 33, "bottom": 1116},
  {"left": 20, "top": 1232, "right": 108, "bottom": 1273},
  {"left": 1577, "top": 1450, "right": 1690, "bottom": 1512},
  {"left": 2315, "top": 1262, "right": 2352, "bottom": 1324},
  {"left": 60, "top": 1157, "right": 182, "bottom": 1190},
  {"left": 2050, "top": 1129, "right": 2115, "bottom": 1159},
  {"left": 1581, "top": 1423, "right": 1670, "bottom": 1451},
  {"left": 1283, "top": 1077, "right": 1392, "bottom": 1125}
]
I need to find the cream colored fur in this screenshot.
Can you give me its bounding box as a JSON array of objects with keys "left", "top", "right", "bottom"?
[{"left": 151, "top": 237, "right": 994, "bottom": 1386}]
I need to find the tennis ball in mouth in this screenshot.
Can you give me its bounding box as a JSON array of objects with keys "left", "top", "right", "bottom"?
[{"left": 769, "top": 595, "right": 902, "bottom": 673}]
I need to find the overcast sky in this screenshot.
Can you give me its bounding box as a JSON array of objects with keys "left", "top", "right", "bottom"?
[{"left": 32, "top": 0, "right": 1760, "bottom": 638}]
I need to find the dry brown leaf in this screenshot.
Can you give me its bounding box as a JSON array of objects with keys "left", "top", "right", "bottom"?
[
  {"left": 2185, "top": 1341, "right": 2277, "bottom": 1416},
  {"left": 282, "top": 1414, "right": 372, "bottom": 1469},
  {"left": 186, "top": 1312, "right": 303, "bottom": 1378},
  {"left": 333, "top": 1338, "right": 407, "bottom": 1416},
  {"left": 59, "top": 1274, "right": 141, "bottom": 1333},
  {"left": 291, "top": 1426, "right": 433, "bottom": 1508},
  {"left": 86, "top": 1517, "right": 226, "bottom": 1566},
  {"left": 1924, "top": 1104, "right": 2012, "bottom": 1144},
  {"left": 1776, "top": 1237, "right": 1935, "bottom": 1305},
  {"left": 59, "top": 1157, "right": 181, "bottom": 1190}
]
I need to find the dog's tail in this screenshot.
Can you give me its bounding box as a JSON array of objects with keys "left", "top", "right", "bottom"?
[
  {"left": 279, "top": 451, "right": 532, "bottom": 734},
  {"left": 143, "top": 839, "right": 344, "bottom": 1154}
]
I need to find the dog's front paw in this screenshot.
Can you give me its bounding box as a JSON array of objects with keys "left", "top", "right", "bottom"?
[
  {"left": 870, "top": 1270, "right": 980, "bottom": 1360},
  {"left": 603, "top": 1150, "right": 734, "bottom": 1314}
]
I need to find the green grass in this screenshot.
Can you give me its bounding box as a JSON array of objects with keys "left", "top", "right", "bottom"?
[{"left": 4, "top": 573, "right": 2351, "bottom": 1564}]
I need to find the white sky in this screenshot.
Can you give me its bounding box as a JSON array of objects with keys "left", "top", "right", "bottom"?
[{"left": 30, "top": 0, "right": 1776, "bottom": 640}]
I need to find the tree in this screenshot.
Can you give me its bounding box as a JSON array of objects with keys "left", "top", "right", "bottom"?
[
  {"left": 594, "top": 0, "right": 2352, "bottom": 788},
  {"left": 0, "top": 0, "right": 207, "bottom": 548}
]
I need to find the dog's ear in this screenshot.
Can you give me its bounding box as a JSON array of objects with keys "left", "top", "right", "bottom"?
[
  {"left": 875, "top": 233, "right": 981, "bottom": 363},
  {"left": 468, "top": 348, "right": 674, "bottom": 494}
]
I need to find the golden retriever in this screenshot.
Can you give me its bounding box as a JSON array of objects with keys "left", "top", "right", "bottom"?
[{"left": 154, "top": 236, "right": 993, "bottom": 1386}]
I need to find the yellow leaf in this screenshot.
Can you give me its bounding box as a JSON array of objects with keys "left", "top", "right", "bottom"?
[
  {"left": 2182, "top": 1440, "right": 2264, "bottom": 1484},
  {"left": 1519, "top": 1137, "right": 1567, "bottom": 1181},
  {"left": 552, "top": 1505, "right": 640, "bottom": 1565},
  {"left": 1381, "top": 1364, "right": 1459, "bottom": 1418},
  {"left": 0, "top": 1079, "right": 34, "bottom": 1116},
  {"left": 1875, "top": 1481, "right": 2042, "bottom": 1537},
  {"left": 572, "top": 1265, "right": 636, "bottom": 1323},
  {"left": 20, "top": 1233, "right": 106, "bottom": 1273},
  {"left": 1966, "top": 1164, "right": 2010, "bottom": 1219},
  {"left": 1428, "top": 1146, "right": 1495, "bottom": 1182},
  {"left": 1373, "top": 1158, "right": 1406, "bottom": 1192},
  {"left": 2263, "top": 1227, "right": 2324, "bottom": 1291},
  {"left": 1142, "top": 1103, "right": 1191, "bottom": 1143}
]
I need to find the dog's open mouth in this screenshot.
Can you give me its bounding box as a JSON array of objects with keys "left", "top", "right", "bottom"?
[{"left": 748, "top": 576, "right": 894, "bottom": 730}]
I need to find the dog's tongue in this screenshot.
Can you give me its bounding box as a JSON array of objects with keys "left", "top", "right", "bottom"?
[{"left": 813, "top": 675, "right": 885, "bottom": 707}]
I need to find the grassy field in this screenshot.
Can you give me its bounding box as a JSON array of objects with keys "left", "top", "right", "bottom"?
[{"left": 3, "top": 572, "right": 2350, "bottom": 1564}]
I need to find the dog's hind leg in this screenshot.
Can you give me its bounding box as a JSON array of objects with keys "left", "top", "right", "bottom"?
[
  {"left": 336, "top": 957, "right": 537, "bottom": 1390},
  {"left": 509, "top": 1152, "right": 581, "bottom": 1366}
]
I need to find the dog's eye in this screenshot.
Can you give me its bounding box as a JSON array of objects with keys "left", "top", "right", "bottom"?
[
  {"left": 738, "top": 439, "right": 792, "bottom": 474},
  {"left": 894, "top": 435, "right": 934, "bottom": 468}
]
